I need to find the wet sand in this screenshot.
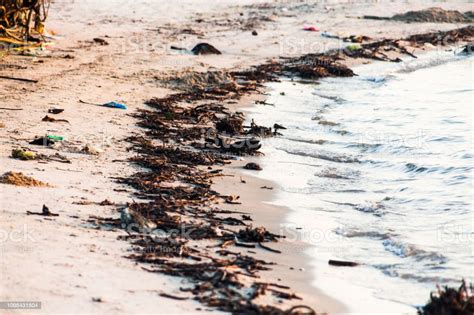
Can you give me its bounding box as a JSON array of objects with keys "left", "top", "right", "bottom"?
[{"left": 1, "top": 1, "right": 473, "bottom": 313}]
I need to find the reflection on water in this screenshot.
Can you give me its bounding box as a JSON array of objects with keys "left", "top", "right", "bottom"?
[{"left": 245, "top": 50, "right": 473, "bottom": 311}]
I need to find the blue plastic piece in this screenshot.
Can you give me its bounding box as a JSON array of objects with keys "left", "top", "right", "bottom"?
[{"left": 103, "top": 101, "right": 127, "bottom": 110}]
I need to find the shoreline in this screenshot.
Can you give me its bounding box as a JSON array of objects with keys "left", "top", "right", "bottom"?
[
  {"left": 1, "top": 1, "right": 473, "bottom": 314},
  {"left": 213, "top": 149, "right": 347, "bottom": 313}
]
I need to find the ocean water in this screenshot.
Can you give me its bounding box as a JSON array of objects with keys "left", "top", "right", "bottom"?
[{"left": 244, "top": 50, "right": 473, "bottom": 313}]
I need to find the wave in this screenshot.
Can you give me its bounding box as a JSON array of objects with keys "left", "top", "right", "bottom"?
[
  {"left": 335, "top": 228, "right": 396, "bottom": 240},
  {"left": 312, "top": 92, "right": 347, "bottom": 103},
  {"left": 404, "top": 163, "right": 430, "bottom": 173},
  {"left": 395, "top": 54, "right": 464, "bottom": 74},
  {"left": 323, "top": 198, "right": 389, "bottom": 216},
  {"left": 375, "top": 264, "right": 454, "bottom": 284},
  {"left": 285, "top": 137, "right": 327, "bottom": 145},
  {"left": 280, "top": 148, "right": 360, "bottom": 163},
  {"left": 404, "top": 163, "right": 473, "bottom": 175},
  {"left": 382, "top": 239, "right": 447, "bottom": 264},
  {"left": 315, "top": 167, "right": 360, "bottom": 180},
  {"left": 345, "top": 142, "right": 383, "bottom": 153}
]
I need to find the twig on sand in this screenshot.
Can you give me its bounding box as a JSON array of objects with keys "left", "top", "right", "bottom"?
[
  {"left": 0, "top": 75, "right": 38, "bottom": 83},
  {"left": 0, "top": 107, "right": 23, "bottom": 111}
]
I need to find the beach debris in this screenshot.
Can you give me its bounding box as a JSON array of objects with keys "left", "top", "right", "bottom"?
[
  {"left": 261, "top": 186, "right": 273, "bottom": 190},
  {"left": 170, "top": 45, "right": 187, "bottom": 51},
  {"left": 328, "top": 259, "right": 359, "bottom": 267},
  {"left": 79, "top": 99, "right": 127, "bottom": 110},
  {"left": 42, "top": 115, "right": 69, "bottom": 123},
  {"left": 93, "top": 38, "right": 109, "bottom": 45},
  {"left": 82, "top": 144, "right": 102, "bottom": 155},
  {"left": 460, "top": 43, "right": 473, "bottom": 55},
  {"left": 47, "top": 134, "right": 64, "bottom": 141},
  {"left": 244, "top": 162, "right": 263, "bottom": 171},
  {"left": 158, "top": 70, "right": 236, "bottom": 93},
  {"left": 333, "top": 26, "right": 474, "bottom": 62},
  {"left": 252, "top": 30, "right": 258, "bottom": 36},
  {"left": 344, "top": 35, "right": 372, "bottom": 43},
  {"left": 11, "top": 149, "right": 37, "bottom": 160},
  {"left": 191, "top": 43, "right": 221, "bottom": 55},
  {"left": 0, "top": 107, "right": 23, "bottom": 111},
  {"left": 90, "top": 27, "right": 474, "bottom": 314},
  {"left": 0, "top": 0, "right": 50, "bottom": 43},
  {"left": 27, "top": 205, "right": 59, "bottom": 217},
  {"left": 303, "top": 25, "right": 319, "bottom": 32},
  {"left": 392, "top": 7, "right": 472, "bottom": 23},
  {"left": 103, "top": 101, "right": 127, "bottom": 110},
  {"left": 321, "top": 31, "right": 339, "bottom": 39},
  {"left": 11, "top": 149, "right": 70, "bottom": 163},
  {"left": 0, "top": 171, "right": 50, "bottom": 187},
  {"left": 345, "top": 43, "right": 361, "bottom": 52},
  {"left": 48, "top": 108, "right": 65, "bottom": 114},
  {"left": 418, "top": 280, "right": 474, "bottom": 315},
  {"left": 246, "top": 119, "right": 273, "bottom": 137},
  {"left": 158, "top": 293, "right": 189, "bottom": 300},
  {"left": 0, "top": 75, "right": 38, "bottom": 83},
  {"left": 363, "top": 8, "right": 473, "bottom": 23},
  {"left": 91, "top": 297, "right": 104, "bottom": 303},
  {"left": 237, "top": 226, "right": 283, "bottom": 243},
  {"left": 216, "top": 115, "right": 244, "bottom": 135},
  {"left": 273, "top": 123, "right": 287, "bottom": 132}
]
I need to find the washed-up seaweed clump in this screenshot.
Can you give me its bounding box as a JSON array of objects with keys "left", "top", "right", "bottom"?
[
  {"left": 327, "top": 25, "right": 474, "bottom": 63},
  {"left": 0, "top": 171, "right": 51, "bottom": 187},
  {"left": 84, "top": 73, "right": 315, "bottom": 312},
  {"left": 83, "top": 45, "right": 351, "bottom": 311},
  {"left": 418, "top": 280, "right": 474, "bottom": 315},
  {"left": 364, "top": 7, "right": 473, "bottom": 23},
  {"left": 93, "top": 27, "right": 474, "bottom": 313}
]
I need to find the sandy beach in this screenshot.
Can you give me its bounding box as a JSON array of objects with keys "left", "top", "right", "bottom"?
[{"left": 1, "top": 1, "right": 473, "bottom": 314}]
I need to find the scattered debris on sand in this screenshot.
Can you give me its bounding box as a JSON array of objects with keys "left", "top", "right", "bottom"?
[
  {"left": 0, "top": 171, "right": 51, "bottom": 187},
  {"left": 27, "top": 204, "right": 59, "bottom": 217},
  {"left": 418, "top": 280, "right": 474, "bottom": 315},
  {"left": 328, "top": 26, "right": 474, "bottom": 62},
  {"left": 88, "top": 26, "right": 474, "bottom": 313}
]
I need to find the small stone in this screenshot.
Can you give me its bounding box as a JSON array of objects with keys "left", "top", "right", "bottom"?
[{"left": 244, "top": 162, "right": 262, "bottom": 171}]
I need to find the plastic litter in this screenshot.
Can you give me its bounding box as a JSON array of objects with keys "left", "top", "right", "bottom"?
[
  {"left": 48, "top": 108, "right": 64, "bottom": 114},
  {"left": 321, "top": 31, "right": 340, "bottom": 39},
  {"left": 303, "top": 25, "right": 319, "bottom": 32},
  {"left": 11, "top": 149, "right": 37, "bottom": 160},
  {"left": 79, "top": 99, "right": 127, "bottom": 110},
  {"left": 103, "top": 102, "right": 127, "bottom": 110},
  {"left": 47, "top": 134, "right": 64, "bottom": 141},
  {"left": 345, "top": 44, "right": 362, "bottom": 52}
]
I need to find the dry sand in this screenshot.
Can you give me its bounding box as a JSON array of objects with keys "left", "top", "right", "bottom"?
[{"left": 1, "top": 1, "right": 472, "bottom": 314}]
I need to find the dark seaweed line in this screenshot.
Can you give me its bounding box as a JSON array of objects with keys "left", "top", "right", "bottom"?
[{"left": 88, "top": 26, "right": 473, "bottom": 315}]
